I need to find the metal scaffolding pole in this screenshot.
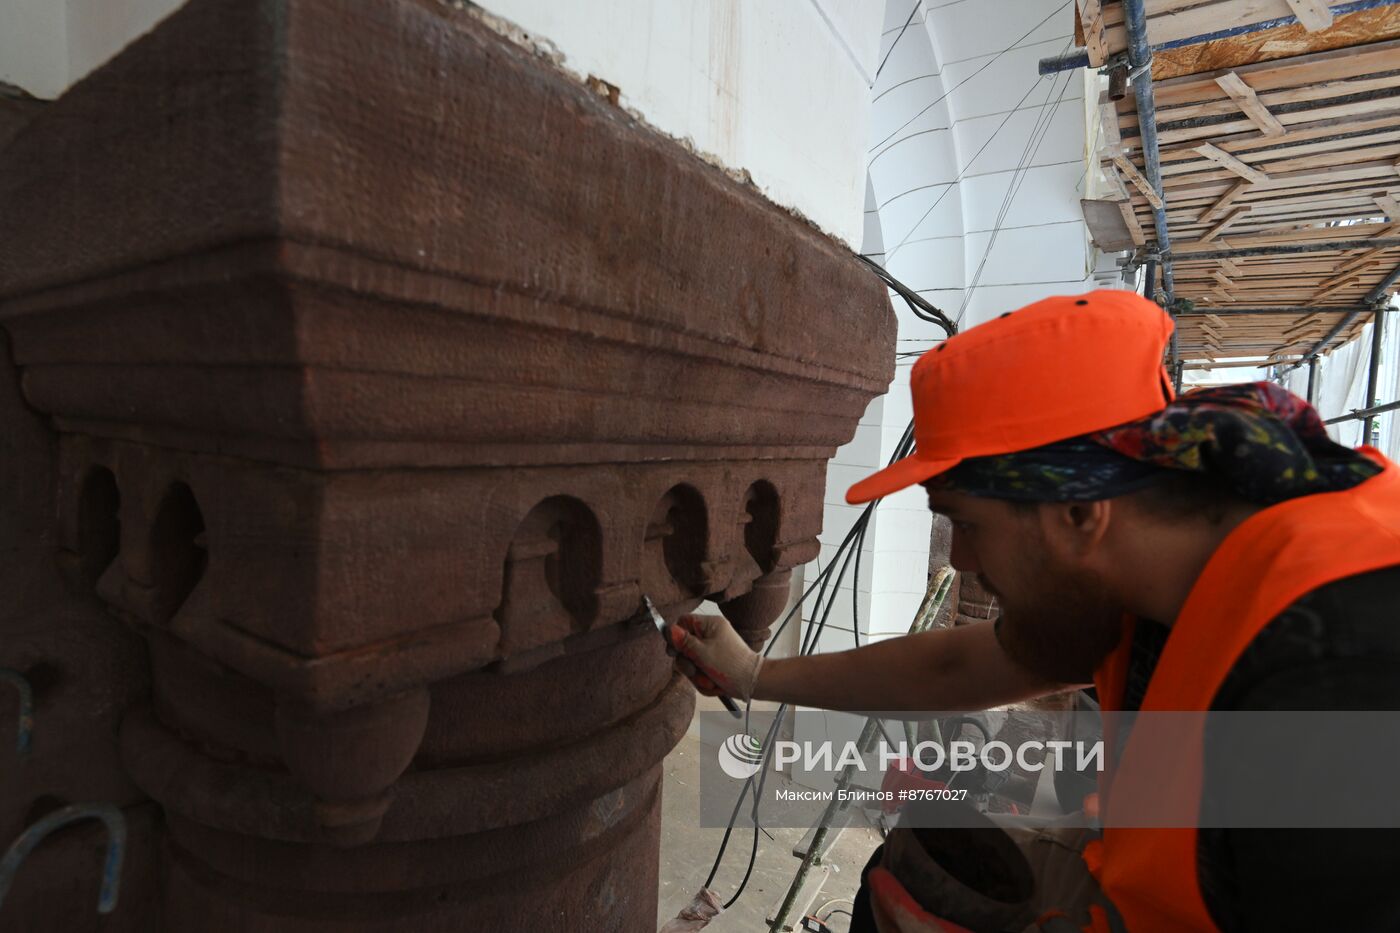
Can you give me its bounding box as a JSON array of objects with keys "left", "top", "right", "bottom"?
[
  {"left": 1120, "top": 0, "right": 1179, "bottom": 383},
  {"left": 1363, "top": 308, "right": 1386, "bottom": 443},
  {"left": 1307, "top": 357, "right": 1318, "bottom": 406},
  {"left": 1183, "top": 238, "right": 1400, "bottom": 260},
  {"left": 1280, "top": 259, "right": 1400, "bottom": 376},
  {"left": 1325, "top": 398, "right": 1400, "bottom": 426}
]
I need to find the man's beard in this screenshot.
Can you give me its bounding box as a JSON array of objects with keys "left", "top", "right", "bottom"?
[{"left": 990, "top": 561, "right": 1126, "bottom": 685}]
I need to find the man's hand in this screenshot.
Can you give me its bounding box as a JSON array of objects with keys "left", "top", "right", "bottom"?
[{"left": 670, "top": 614, "right": 764, "bottom": 702}]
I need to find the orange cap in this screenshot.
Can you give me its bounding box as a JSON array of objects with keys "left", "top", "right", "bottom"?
[{"left": 846, "top": 290, "right": 1176, "bottom": 504}]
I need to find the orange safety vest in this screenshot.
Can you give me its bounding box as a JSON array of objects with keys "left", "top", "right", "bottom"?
[{"left": 1082, "top": 448, "right": 1400, "bottom": 932}]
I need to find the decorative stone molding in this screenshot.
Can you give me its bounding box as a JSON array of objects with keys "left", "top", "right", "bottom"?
[{"left": 0, "top": 0, "right": 893, "bottom": 927}]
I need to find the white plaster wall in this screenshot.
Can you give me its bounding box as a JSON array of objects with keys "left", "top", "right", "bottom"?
[
  {"left": 803, "top": 0, "right": 1095, "bottom": 663},
  {"left": 0, "top": 0, "right": 68, "bottom": 98},
  {"left": 1, "top": 0, "right": 184, "bottom": 98}
]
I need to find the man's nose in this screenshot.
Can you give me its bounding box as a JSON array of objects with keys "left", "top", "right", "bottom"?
[{"left": 949, "top": 529, "right": 979, "bottom": 573}]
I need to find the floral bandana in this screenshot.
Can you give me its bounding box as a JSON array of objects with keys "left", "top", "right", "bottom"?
[{"left": 932, "top": 382, "right": 1381, "bottom": 505}]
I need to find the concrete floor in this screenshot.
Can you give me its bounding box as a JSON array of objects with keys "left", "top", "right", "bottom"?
[{"left": 657, "top": 720, "right": 883, "bottom": 933}]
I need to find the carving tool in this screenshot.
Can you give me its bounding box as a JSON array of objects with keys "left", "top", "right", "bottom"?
[{"left": 642, "top": 596, "right": 742, "bottom": 718}]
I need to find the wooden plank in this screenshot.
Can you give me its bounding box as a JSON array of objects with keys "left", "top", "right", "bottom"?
[
  {"left": 1185, "top": 357, "right": 1304, "bottom": 370},
  {"left": 1118, "top": 199, "right": 1146, "bottom": 247},
  {"left": 1154, "top": 160, "right": 1399, "bottom": 203},
  {"left": 1377, "top": 193, "right": 1400, "bottom": 221},
  {"left": 1153, "top": 95, "right": 1400, "bottom": 148},
  {"left": 1283, "top": 0, "right": 1334, "bottom": 32},
  {"left": 1081, "top": 198, "right": 1141, "bottom": 251},
  {"left": 1148, "top": 7, "right": 1400, "bottom": 81},
  {"left": 1147, "top": 38, "right": 1400, "bottom": 106},
  {"left": 1211, "top": 270, "right": 1235, "bottom": 289},
  {"left": 1103, "top": 0, "right": 1297, "bottom": 54},
  {"left": 1111, "top": 155, "right": 1165, "bottom": 210},
  {"left": 1213, "top": 71, "right": 1286, "bottom": 137},
  {"left": 1218, "top": 259, "right": 1244, "bottom": 278},
  {"left": 1099, "top": 92, "right": 1122, "bottom": 151},
  {"left": 1192, "top": 142, "right": 1273, "bottom": 184},
  {"left": 1157, "top": 118, "right": 1400, "bottom": 171},
  {"left": 1198, "top": 180, "right": 1252, "bottom": 223},
  {"left": 1200, "top": 206, "right": 1252, "bottom": 242},
  {"left": 1079, "top": 0, "right": 1109, "bottom": 67},
  {"left": 1312, "top": 276, "right": 1362, "bottom": 301}
]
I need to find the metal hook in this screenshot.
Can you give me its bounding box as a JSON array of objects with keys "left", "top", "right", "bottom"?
[
  {"left": 0, "top": 803, "right": 126, "bottom": 914},
  {"left": 0, "top": 670, "right": 32, "bottom": 759}
]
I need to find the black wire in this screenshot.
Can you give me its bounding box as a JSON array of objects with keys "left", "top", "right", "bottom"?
[
  {"left": 705, "top": 278, "right": 958, "bottom": 907},
  {"left": 709, "top": 423, "right": 917, "bottom": 904},
  {"left": 867, "top": 1, "right": 1070, "bottom": 155},
  {"left": 874, "top": 1, "right": 923, "bottom": 81},
  {"left": 858, "top": 255, "right": 957, "bottom": 335}
]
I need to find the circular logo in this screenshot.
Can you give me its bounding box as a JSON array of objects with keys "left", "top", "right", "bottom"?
[{"left": 718, "top": 733, "right": 764, "bottom": 780}]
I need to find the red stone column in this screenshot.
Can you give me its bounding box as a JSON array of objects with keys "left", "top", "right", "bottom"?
[{"left": 0, "top": 0, "right": 894, "bottom": 928}]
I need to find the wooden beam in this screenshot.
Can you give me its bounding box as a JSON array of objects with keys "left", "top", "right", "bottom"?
[
  {"left": 1211, "top": 270, "right": 1235, "bottom": 289},
  {"left": 1099, "top": 93, "right": 1122, "bottom": 151},
  {"left": 1193, "top": 143, "right": 1272, "bottom": 185},
  {"left": 1111, "top": 155, "right": 1164, "bottom": 210},
  {"left": 1200, "top": 206, "right": 1251, "bottom": 243},
  {"left": 1312, "top": 276, "right": 1363, "bottom": 301},
  {"left": 1198, "top": 180, "right": 1252, "bottom": 224},
  {"left": 1213, "top": 71, "right": 1286, "bottom": 137},
  {"left": 1283, "top": 0, "right": 1334, "bottom": 32},
  {"left": 1376, "top": 193, "right": 1400, "bottom": 221},
  {"left": 1218, "top": 259, "right": 1244, "bottom": 278},
  {"left": 1078, "top": 0, "right": 1109, "bottom": 67},
  {"left": 1185, "top": 358, "right": 1303, "bottom": 371},
  {"left": 1118, "top": 199, "right": 1146, "bottom": 247}
]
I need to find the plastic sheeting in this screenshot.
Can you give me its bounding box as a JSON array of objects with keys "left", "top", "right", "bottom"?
[{"left": 1278, "top": 306, "right": 1400, "bottom": 458}]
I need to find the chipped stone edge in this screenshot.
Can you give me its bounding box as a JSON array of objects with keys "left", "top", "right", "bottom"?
[{"left": 436, "top": 0, "right": 852, "bottom": 248}]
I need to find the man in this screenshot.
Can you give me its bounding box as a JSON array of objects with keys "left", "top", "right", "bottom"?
[{"left": 672, "top": 291, "right": 1400, "bottom": 932}]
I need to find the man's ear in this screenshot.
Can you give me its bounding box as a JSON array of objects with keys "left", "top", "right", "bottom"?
[{"left": 1044, "top": 499, "right": 1113, "bottom": 560}]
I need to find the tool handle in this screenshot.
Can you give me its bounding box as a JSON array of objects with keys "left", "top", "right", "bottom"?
[{"left": 718, "top": 694, "right": 742, "bottom": 718}]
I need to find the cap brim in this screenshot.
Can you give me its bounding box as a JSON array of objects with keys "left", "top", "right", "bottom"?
[{"left": 845, "top": 453, "right": 963, "bottom": 504}]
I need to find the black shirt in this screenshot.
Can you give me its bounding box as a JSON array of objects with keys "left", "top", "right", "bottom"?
[{"left": 1121, "top": 564, "right": 1400, "bottom": 933}]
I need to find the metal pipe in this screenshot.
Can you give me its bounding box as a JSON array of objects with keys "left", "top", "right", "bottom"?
[
  {"left": 1363, "top": 308, "right": 1386, "bottom": 442},
  {"left": 1325, "top": 397, "right": 1400, "bottom": 425},
  {"left": 0, "top": 670, "right": 32, "bottom": 759},
  {"left": 1142, "top": 257, "right": 1157, "bottom": 301},
  {"left": 0, "top": 803, "right": 126, "bottom": 914},
  {"left": 1186, "top": 238, "right": 1400, "bottom": 260},
  {"left": 1038, "top": 0, "right": 1400, "bottom": 74},
  {"left": 1123, "top": 0, "right": 1174, "bottom": 307},
  {"left": 1133, "top": 86, "right": 1400, "bottom": 136},
  {"left": 1280, "top": 259, "right": 1400, "bottom": 374},
  {"left": 1177, "top": 306, "right": 1371, "bottom": 316},
  {"left": 1307, "top": 357, "right": 1318, "bottom": 405}
]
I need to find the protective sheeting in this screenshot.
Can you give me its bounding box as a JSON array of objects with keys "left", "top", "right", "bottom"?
[{"left": 1279, "top": 306, "right": 1400, "bottom": 458}]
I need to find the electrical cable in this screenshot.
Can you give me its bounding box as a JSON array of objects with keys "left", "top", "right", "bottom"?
[
  {"left": 868, "top": 1, "right": 1071, "bottom": 154},
  {"left": 956, "top": 41, "right": 1078, "bottom": 323},
  {"left": 877, "top": 59, "right": 1070, "bottom": 262},
  {"left": 704, "top": 52, "right": 1079, "bottom": 898},
  {"left": 703, "top": 272, "right": 954, "bottom": 908},
  {"left": 875, "top": 1, "right": 923, "bottom": 81}
]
